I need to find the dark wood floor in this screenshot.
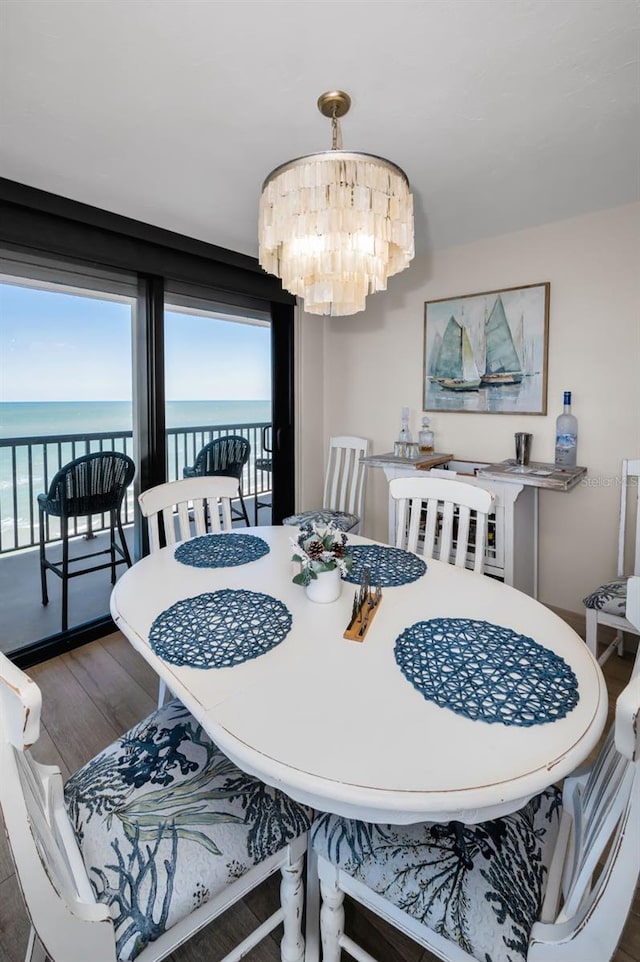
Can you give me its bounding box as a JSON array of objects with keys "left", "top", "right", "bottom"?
[{"left": 0, "top": 633, "right": 638, "bottom": 962}]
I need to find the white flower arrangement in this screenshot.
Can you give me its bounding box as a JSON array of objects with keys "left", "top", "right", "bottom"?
[{"left": 291, "top": 521, "right": 353, "bottom": 587}]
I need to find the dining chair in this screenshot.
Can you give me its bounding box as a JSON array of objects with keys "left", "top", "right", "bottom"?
[
  {"left": 583, "top": 458, "right": 640, "bottom": 665},
  {"left": 389, "top": 475, "right": 494, "bottom": 574},
  {"left": 138, "top": 476, "right": 238, "bottom": 707},
  {"left": 38, "top": 451, "right": 136, "bottom": 631},
  {"left": 627, "top": 574, "right": 640, "bottom": 631},
  {"left": 183, "top": 435, "right": 251, "bottom": 526},
  {"left": 313, "top": 665, "right": 640, "bottom": 962},
  {"left": 283, "top": 435, "right": 370, "bottom": 534},
  {"left": 0, "top": 649, "right": 311, "bottom": 962},
  {"left": 138, "top": 475, "right": 237, "bottom": 551}
]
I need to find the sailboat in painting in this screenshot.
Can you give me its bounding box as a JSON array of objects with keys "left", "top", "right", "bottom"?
[
  {"left": 481, "top": 295, "right": 523, "bottom": 386},
  {"left": 430, "top": 316, "right": 481, "bottom": 391}
]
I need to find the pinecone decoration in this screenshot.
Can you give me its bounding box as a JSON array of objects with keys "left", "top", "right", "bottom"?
[
  {"left": 306, "top": 539, "right": 325, "bottom": 560},
  {"left": 333, "top": 543, "right": 346, "bottom": 559}
]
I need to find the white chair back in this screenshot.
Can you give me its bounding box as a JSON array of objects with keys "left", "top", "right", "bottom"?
[
  {"left": 617, "top": 458, "right": 640, "bottom": 578},
  {"left": 529, "top": 669, "right": 640, "bottom": 961},
  {"left": 390, "top": 475, "right": 494, "bottom": 574},
  {"left": 322, "top": 436, "right": 370, "bottom": 529},
  {"left": 585, "top": 458, "right": 640, "bottom": 665},
  {"left": 0, "top": 652, "right": 116, "bottom": 962},
  {"left": 139, "top": 476, "right": 239, "bottom": 708},
  {"left": 627, "top": 575, "right": 640, "bottom": 631},
  {"left": 138, "top": 476, "right": 237, "bottom": 552}
]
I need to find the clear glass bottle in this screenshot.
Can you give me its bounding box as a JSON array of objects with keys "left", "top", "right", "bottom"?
[
  {"left": 398, "top": 407, "right": 412, "bottom": 445},
  {"left": 393, "top": 407, "right": 412, "bottom": 457},
  {"left": 554, "top": 391, "right": 578, "bottom": 468},
  {"left": 418, "top": 415, "right": 434, "bottom": 453}
]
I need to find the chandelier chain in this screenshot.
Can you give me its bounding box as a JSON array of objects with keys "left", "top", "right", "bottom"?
[{"left": 331, "top": 113, "right": 343, "bottom": 151}]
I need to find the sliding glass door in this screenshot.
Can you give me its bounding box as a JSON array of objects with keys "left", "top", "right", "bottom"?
[
  {"left": 164, "top": 296, "right": 273, "bottom": 527},
  {"left": 0, "top": 257, "right": 136, "bottom": 655}
]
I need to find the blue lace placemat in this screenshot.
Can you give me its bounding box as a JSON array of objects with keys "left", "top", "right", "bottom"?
[
  {"left": 394, "top": 617, "right": 579, "bottom": 726},
  {"left": 174, "top": 533, "right": 270, "bottom": 568},
  {"left": 343, "top": 544, "right": 427, "bottom": 586},
  {"left": 149, "top": 589, "right": 291, "bottom": 668}
]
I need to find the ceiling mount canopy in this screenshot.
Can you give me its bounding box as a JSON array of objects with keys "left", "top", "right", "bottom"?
[{"left": 258, "top": 90, "right": 415, "bottom": 317}]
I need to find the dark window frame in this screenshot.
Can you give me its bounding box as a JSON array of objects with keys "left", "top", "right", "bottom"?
[{"left": 0, "top": 178, "right": 295, "bottom": 666}]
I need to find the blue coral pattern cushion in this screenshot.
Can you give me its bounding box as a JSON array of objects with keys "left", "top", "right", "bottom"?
[
  {"left": 283, "top": 509, "right": 359, "bottom": 532},
  {"left": 583, "top": 578, "right": 627, "bottom": 616},
  {"left": 64, "top": 699, "right": 312, "bottom": 962},
  {"left": 312, "top": 788, "right": 561, "bottom": 962}
]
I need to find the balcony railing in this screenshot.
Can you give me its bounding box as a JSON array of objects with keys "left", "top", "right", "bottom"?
[{"left": 0, "top": 421, "right": 272, "bottom": 553}]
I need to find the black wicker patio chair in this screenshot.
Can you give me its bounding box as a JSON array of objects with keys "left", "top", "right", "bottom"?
[
  {"left": 38, "top": 451, "right": 135, "bottom": 631},
  {"left": 183, "top": 435, "right": 251, "bottom": 525}
]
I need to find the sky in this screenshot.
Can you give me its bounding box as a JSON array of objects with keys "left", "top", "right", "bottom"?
[{"left": 0, "top": 282, "right": 271, "bottom": 401}]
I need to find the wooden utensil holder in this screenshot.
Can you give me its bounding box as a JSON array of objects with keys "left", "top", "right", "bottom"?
[{"left": 344, "top": 594, "right": 382, "bottom": 642}]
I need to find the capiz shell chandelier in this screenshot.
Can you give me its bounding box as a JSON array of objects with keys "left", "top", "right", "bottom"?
[{"left": 258, "top": 91, "right": 415, "bottom": 316}]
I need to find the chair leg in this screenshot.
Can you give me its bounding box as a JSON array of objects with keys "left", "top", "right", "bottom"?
[
  {"left": 320, "top": 876, "right": 345, "bottom": 962},
  {"left": 598, "top": 630, "right": 626, "bottom": 667},
  {"left": 585, "top": 608, "right": 599, "bottom": 658},
  {"left": 39, "top": 507, "right": 49, "bottom": 606},
  {"left": 110, "top": 511, "right": 117, "bottom": 584},
  {"left": 280, "top": 855, "right": 305, "bottom": 962},
  {"left": 588, "top": 604, "right": 625, "bottom": 666},
  {"left": 26, "top": 926, "right": 47, "bottom": 962},
  {"left": 305, "top": 846, "right": 321, "bottom": 962},
  {"left": 61, "top": 516, "right": 69, "bottom": 632},
  {"left": 117, "top": 510, "right": 133, "bottom": 567},
  {"left": 238, "top": 489, "right": 251, "bottom": 527}
]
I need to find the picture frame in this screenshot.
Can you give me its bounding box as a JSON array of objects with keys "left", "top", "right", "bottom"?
[{"left": 423, "top": 282, "right": 550, "bottom": 415}]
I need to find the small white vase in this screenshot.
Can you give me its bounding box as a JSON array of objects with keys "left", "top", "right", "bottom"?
[{"left": 305, "top": 566, "right": 342, "bottom": 604}]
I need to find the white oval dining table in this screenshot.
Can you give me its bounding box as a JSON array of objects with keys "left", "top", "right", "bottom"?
[{"left": 110, "top": 525, "right": 607, "bottom": 827}]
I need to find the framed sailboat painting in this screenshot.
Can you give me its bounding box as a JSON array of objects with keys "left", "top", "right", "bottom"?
[{"left": 423, "top": 282, "right": 550, "bottom": 414}]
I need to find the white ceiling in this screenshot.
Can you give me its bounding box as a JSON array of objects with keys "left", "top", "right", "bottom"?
[{"left": 1, "top": 0, "right": 638, "bottom": 259}]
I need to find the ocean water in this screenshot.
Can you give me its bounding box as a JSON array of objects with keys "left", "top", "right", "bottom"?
[
  {"left": 0, "top": 400, "right": 271, "bottom": 550},
  {"left": 0, "top": 400, "right": 271, "bottom": 439}
]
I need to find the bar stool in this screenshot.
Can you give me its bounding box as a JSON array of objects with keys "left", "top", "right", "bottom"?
[{"left": 38, "top": 451, "right": 135, "bottom": 631}]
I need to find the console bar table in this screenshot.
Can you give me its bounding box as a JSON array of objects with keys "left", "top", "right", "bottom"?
[
  {"left": 477, "top": 461, "right": 587, "bottom": 599},
  {"left": 477, "top": 460, "right": 587, "bottom": 491},
  {"left": 362, "top": 455, "right": 587, "bottom": 599}
]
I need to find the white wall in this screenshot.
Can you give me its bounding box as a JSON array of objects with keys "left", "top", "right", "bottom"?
[{"left": 297, "top": 203, "right": 640, "bottom": 614}]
